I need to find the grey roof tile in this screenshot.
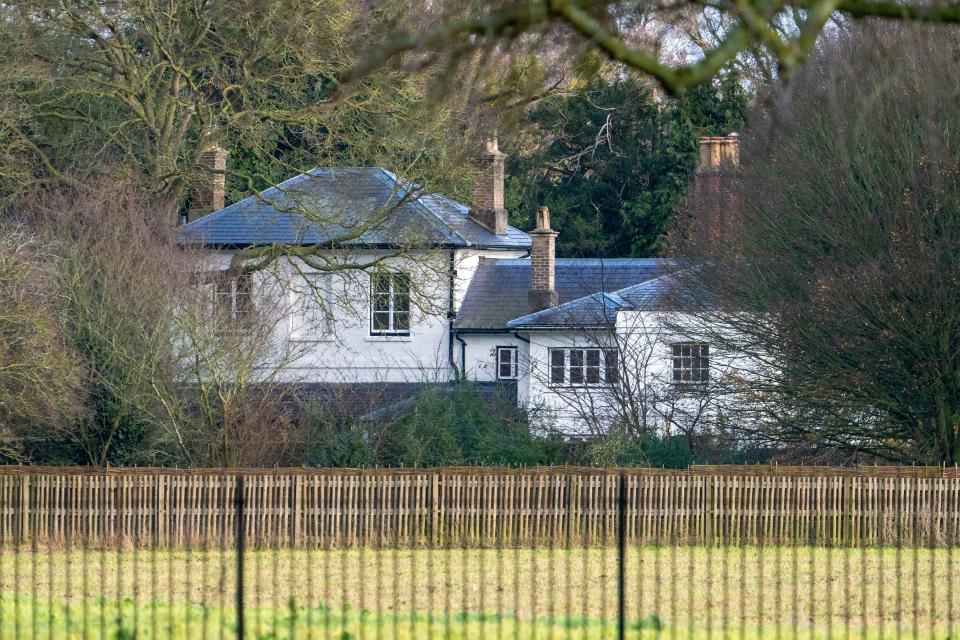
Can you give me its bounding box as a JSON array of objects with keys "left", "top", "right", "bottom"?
[
  {"left": 504, "top": 270, "right": 687, "bottom": 329},
  {"left": 176, "top": 167, "right": 530, "bottom": 250},
  {"left": 612, "top": 273, "right": 679, "bottom": 309},
  {"left": 506, "top": 292, "right": 631, "bottom": 329},
  {"left": 456, "top": 258, "right": 677, "bottom": 330}
]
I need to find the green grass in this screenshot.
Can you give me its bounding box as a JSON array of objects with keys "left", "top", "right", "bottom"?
[{"left": 1, "top": 546, "right": 957, "bottom": 638}]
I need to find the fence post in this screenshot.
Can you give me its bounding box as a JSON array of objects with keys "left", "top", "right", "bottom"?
[
  {"left": 617, "top": 470, "right": 626, "bottom": 640},
  {"left": 18, "top": 471, "right": 28, "bottom": 544},
  {"left": 431, "top": 472, "right": 439, "bottom": 547},
  {"left": 235, "top": 474, "right": 246, "bottom": 640}
]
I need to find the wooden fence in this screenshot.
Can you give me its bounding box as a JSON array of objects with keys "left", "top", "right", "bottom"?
[{"left": 0, "top": 465, "right": 957, "bottom": 548}]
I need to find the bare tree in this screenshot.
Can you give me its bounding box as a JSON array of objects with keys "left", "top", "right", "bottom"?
[
  {"left": 9, "top": 179, "right": 337, "bottom": 467},
  {"left": 672, "top": 23, "right": 960, "bottom": 464},
  {"left": 0, "top": 0, "right": 477, "bottom": 287},
  {"left": 0, "top": 225, "right": 87, "bottom": 460},
  {"left": 152, "top": 259, "right": 314, "bottom": 466},
  {"left": 343, "top": 0, "right": 960, "bottom": 96},
  {"left": 524, "top": 297, "right": 751, "bottom": 461}
]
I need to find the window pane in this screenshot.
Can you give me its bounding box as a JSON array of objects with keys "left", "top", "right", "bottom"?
[
  {"left": 550, "top": 349, "right": 565, "bottom": 384},
  {"left": 605, "top": 349, "right": 619, "bottom": 384},
  {"left": 373, "top": 293, "right": 390, "bottom": 313},
  {"left": 233, "top": 276, "right": 252, "bottom": 319},
  {"left": 214, "top": 282, "right": 232, "bottom": 318},
  {"left": 586, "top": 349, "right": 601, "bottom": 384},
  {"left": 373, "top": 274, "right": 390, "bottom": 295},
  {"left": 372, "top": 273, "right": 411, "bottom": 333},
  {"left": 697, "top": 344, "right": 710, "bottom": 382},
  {"left": 372, "top": 273, "right": 390, "bottom": 330},
  {"left": 373, "top": 311, "right": 390, "bottom": 331},
  {"left": 569, "top": 349, "right": 584, "bottom": 384},
  {"left": 672, "top": 342, "right": 710, "bottom": 385},
  {"left": 498, "top": 348, "right": 515, "bottom": 379},
  {"left": 393, "top": 278, "right": 410, "bottom": 313}
]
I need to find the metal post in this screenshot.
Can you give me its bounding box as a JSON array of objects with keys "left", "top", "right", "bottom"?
[
  {"left": 235, "top": 474, "right": 246, "bottom": 640},
  {"left": 617, "top": 471, "right": 627, "bottom": 640}
]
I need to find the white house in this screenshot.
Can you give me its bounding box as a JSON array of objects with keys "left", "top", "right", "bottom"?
[{"left": 176, "top": 135, "right": 743, "bottom": 435}]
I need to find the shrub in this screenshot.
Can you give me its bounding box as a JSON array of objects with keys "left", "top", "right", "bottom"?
[{"left": 302, "top": 383, "right": 566, "bottom": 468}]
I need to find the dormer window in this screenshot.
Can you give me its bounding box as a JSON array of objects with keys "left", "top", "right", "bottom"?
[{"left": 370, "top": 272, "right": 410, "bottom": 335}]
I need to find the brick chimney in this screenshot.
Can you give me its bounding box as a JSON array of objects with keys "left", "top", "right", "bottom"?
[
  {"left": 469, "top": 137, "right": 508, "bottom": 235},
  {"left": 694, "top": 134, "right": 739, "bottom": 210},
  {"left": 188, "top": 144, "right": 228, "bottom": 222},
  {"left": 528, "top": 206, "right": 558, "bottom": 312}
]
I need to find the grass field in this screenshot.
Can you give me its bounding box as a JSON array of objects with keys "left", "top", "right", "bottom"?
[{"left": 0, "top": 546, "right": 958, "bottom": 638}]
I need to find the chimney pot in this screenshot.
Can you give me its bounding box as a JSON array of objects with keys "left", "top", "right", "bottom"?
[
  {"left": 469, "top": 135, "right": 509, "bottom": 235},
  {"left": 535, "top": 205, "right": 552, "bottom": 231},
  {"left": 696, "top": 134, "right": 739, "bottom": 176}
]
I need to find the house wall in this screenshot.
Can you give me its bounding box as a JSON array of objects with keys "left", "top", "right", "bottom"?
[
  {"left": 202, "top": 247, "right": 525, "bottom": 384},
  {"left": 458, "top": 333, "right": 528, "bottom": 384},
  {"left": 522, "top": 311, "right": 757, "bottom": 436},
  {"left": 198, "top": 250, "right": 756, "bottom": 436},
  {"left": 523, "top": 331, "right": 617, "bottom": 435}
]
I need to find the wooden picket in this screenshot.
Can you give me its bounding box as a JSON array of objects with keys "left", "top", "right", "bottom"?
[{"left": 0, "top": 465, "right": 957, "bottom": 548}]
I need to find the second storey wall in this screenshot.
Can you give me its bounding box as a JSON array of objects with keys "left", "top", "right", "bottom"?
[{"left": 201, "top": 248, "right": 526, "bottom": 384}]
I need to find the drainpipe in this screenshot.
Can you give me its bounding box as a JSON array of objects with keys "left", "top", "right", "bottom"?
[
  {"left": 456, "top": 333, "right": 468, "bottom": 381},
  {"left": 447, "top": 250, "right": 460, "bottom": 380}
]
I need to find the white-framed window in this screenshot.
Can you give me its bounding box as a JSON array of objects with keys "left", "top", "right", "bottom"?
[
  {"left": 497, "top": 346, "right": 518, "bottom": 380},
  {"left": 548, "top": 348, "right": 618, "bottom": 386},
  {"left": 289, "top": 272, "right": 332, "bottom": 341},
  {"left": 672, "top": 342, "right": 710, "bottom": 385},
  {"left": 370, "top": 272, "right": 411, "bottom": 335},
  {"left": 214, "top": 273, "right": 253, "bottom": 323}
]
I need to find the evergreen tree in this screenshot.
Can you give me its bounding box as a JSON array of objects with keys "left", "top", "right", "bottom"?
[{"left": 505, "top": 72, "right": 746, "bottom": 257}]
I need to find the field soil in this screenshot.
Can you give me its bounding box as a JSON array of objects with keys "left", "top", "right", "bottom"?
[{"left": 0, "top": 546, "right": 957, "bottom": 638}]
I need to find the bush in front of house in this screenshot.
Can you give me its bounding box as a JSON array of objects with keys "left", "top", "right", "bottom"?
[{"left": 303, "top": 382, "right": 566, "bottom": 468}]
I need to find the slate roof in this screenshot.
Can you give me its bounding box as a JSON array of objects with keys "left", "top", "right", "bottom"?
[
  {"left": 505, "top": 271, "right": 684, "bottom": 329},
  {"left": 506, "top": 292, "right": 631, "bottom": 329},
  {"left": 455, "top": 258, "right": 677, "bottom": 330},
  {"left": 614, "top": 272, "right": 682, "bottom": 309},
  {"left": 176, "top": 167, "right": 530, "bottom": 250}
]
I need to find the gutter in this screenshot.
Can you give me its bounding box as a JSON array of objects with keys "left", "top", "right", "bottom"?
[
  {"left": 453, "top": 326, "right": 537, "bottom": 336},
  {"left": 178, "top": 240, "right": 532, "bottom": 252},
  {"left": 504, "top": 324, "right": 613, "bottom": 332}
]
